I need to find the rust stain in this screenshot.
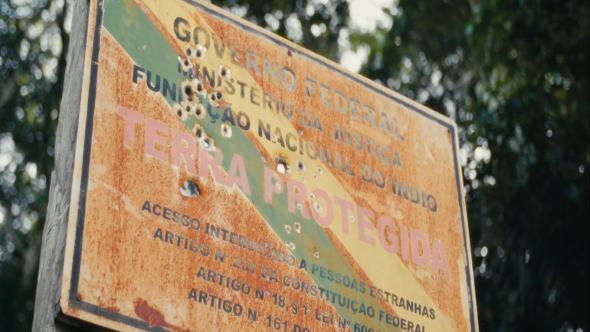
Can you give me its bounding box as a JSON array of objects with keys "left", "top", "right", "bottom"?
[
  {"left": 204, "top": 11, "right": 462, "bottom": 329},
  {"left": 134, "top": 298, "right": 188, "bottom": 331},
  {"left": 204, "top": 11, "right": 469, "bottom": 330},
  {"left": 61, "top": 1, "right": 475, "bottom": 331},
  {"left": 104, "top": 306, "right": 120, "bottom": 313},
  {"left": 77, "top": 31, "right": 345, "bottom": 332}
]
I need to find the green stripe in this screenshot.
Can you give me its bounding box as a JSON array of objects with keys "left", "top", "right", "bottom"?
[{"left": 102, "top": 0, "right": 400, "bottom": 330}]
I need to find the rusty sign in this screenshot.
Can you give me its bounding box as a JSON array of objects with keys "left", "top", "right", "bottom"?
[{"left": 60, "top": 0, "right": 479, "bottom": 331}]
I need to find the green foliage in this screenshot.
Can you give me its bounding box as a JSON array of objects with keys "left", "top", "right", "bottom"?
[
  {"left": 0, "top": 0, "right": 67, "bottom": 330},
  {"left": 0, "top": 0, "right": 587, "bottom": 331},
  {"left": 353, "top": 0, "right": 589, "bottom": 330},
  {"left": 213, "top": 0, "right": 349, "bottom": 60}
]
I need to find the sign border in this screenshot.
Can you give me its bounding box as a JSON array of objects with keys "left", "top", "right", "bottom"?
[{"left": 61, "top": 0, "right": 479, "bottom": 330}]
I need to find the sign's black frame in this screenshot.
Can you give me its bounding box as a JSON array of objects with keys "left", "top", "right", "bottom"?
[{"left": 64, "top": 1, "right": 478, "bottom": 330}]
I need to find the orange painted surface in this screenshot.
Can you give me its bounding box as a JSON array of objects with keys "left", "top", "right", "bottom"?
[{"left": 60, "top": 0, "right": 478, "bottom": 331}]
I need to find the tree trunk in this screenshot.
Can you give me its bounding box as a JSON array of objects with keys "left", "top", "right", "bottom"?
[{"left": 31, "top": 0, "right": 90, "bottom": 331}]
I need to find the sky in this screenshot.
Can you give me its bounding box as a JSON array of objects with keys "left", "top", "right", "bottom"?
[{"left": 340, "top": 0, "right": 395, "bottom": 72}]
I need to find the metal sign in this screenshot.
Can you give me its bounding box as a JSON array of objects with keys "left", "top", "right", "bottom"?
[{"left": 60, "top": 0, "right": 479, "bottom": 330}]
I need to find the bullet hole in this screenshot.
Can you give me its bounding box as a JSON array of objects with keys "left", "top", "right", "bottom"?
[
  {"left": 195, "top": 104, "right": 206, "bottom": 119},
  {"left": 275, "top": 157, "right": 289, "bottom": 174},
  {"left": 180, "top": 180, "right": 201, "bottom": 198},
  {"left": 313, "top": 251, "right": 320, "bottom": 259},
  {"left": 175, "top": 103, "right": 188, "bottom": 121},
  {"left": 193, "top": 124, "right": 204, "bottom": 139},
  {"left": 181, "top": 80, "right": 194, "bottom": 99},
  {"left": 209, "top": 92, "right": 219, "bottom": 107},
  {"left": 194, "top": 44, "right": 207, "bottom": 60},
  {"left": 178, "top": 56, "right": 192, "bottom": 72},
  {"left": 286, "top": 242, "right": 296, "bottom": 251},
  {"left": 220, "top": 122, "right": 232, "bottom": 138},
  {"left": 296, "top": 160, "right": 305, "bottom": 173},
  {"left": 313, "top": 167, "right": 323, "bottom": 180},
  {"left": 277, "top": 162, "right": 287, "bottom": 174},
  {"left": 192, "top": 79, "right": 205, "bottom": 96},
  {"left": 293, "top": 222, "right": 301, "bottom": 234},
  {"left": 216, "top": 91, "right": 223, "bottom": 101},
  {"left": 200, "top": 136, "right": 215, "bottom": 151},
  {"left": 185, "top": 46, "right": 193, "bottom": 58},
  {"left": 312, "top": 201, "right": 322, "bottom": 213},
  {"left": 349, "top": 215, "right": 356, "bottom": 223},
  {"left": 308, "top": 193, "right": 315, "bottom": 201},
  {"left": 218, "top": 65, "right": 231, "bottom": 80},
  {"left": 296, "top": 202, "right": 303, "bottom": 211},
  {"left": 183, "top": 102, "right": 196, "bottom": 115},
  {"left": 173, "top": 103, "right": 183, "bottom": 118},
  {"left": 284, "top": 225, "right": 292, "bottom": 234},
  {"left": 287, "top": 49, "right": 293, "bottom": 57}
]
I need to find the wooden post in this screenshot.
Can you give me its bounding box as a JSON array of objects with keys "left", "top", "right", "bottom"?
[
  {"left": 31, "top": 0, "right": 89, "bottom": 331},
  {"left": 31, "top": 0, "right": 213, "bottom": 331}
]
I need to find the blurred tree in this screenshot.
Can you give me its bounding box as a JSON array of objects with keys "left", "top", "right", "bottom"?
[
  {"left": 213, "top": 0, "right": 349, "bottom": 60},
  {"left": 0, "top": 0, "right": 68, "bottom": 330},
  {"left": 351, "top": 0, "right": 589, "bottom": 330}
]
